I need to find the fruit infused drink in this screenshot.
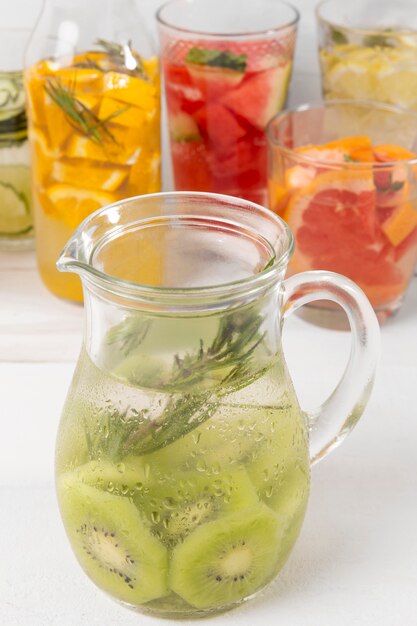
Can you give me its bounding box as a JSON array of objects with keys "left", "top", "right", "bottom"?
[
  {"left": 56, "top": 339, "right": 309, "bottom": 617},
  {"left": 25, "top": 41, "right": 160, "bottom": 301},
  {"left": 54, "top": 191, "right": 380, "bottom": 618},
  {"left": 268, "top": 101, "right": 417, "bottom": 323},
  {"left": 0, "top": 30, "right": 33, "bottom": 247},
  {"left": 317, "top": 0, "right": 417, "bottom": 110},
  {"left": 158, "top": 0, "right": 298, "bottom": 205}
]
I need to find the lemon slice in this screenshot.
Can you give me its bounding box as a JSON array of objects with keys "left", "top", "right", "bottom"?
[
  {"left": 322, "top": 44, "right": 417, "bottom": 109},
  {"left": 46, "top": 183, "right": 117, "bottom": 229},
  {"left": 0, "top": 166, "right": 32, "bottom": 234}
]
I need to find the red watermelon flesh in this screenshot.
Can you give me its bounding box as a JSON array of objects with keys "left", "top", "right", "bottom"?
[
  {"left": 220, "top": 64, "right": 290, "bottom": 130},
  {"left": 194, "top": 103, "right": 247, "bottom": 151},
  {"left": 186, "top": 64, "right": 245, "bottom": 99},
  {"left": 207, "top": 137, "right": 266, "bottom": 180},
  {"left": 171, "top": 140, "right": 211, "bottom": 191}
]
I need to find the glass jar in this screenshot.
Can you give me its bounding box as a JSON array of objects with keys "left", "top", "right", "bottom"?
[
  {"left": 25, "top": 0, "right": 161, "bottom": 302},
  {"left": 0, "top": 29, "right": 33, "bottom": 249}
]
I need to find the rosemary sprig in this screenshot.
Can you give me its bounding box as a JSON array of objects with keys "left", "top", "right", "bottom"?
[
  {"left": 86, "top": 304, "right": 268, "bottom": 460},
  {"left": 95, "top": 38, "right": 149, "bottom": 81},
  {"left": 44, "top": 77, "right": 128, "bottom": 145},
  {"left": 106, "top": 318, "right": 151, "bottom": 356}
]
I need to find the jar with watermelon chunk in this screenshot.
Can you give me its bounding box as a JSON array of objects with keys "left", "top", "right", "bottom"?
[
  {"left": 267, "top": 100, "right": 417, "bottom": 325},
  {"left": 157, "top": 0, "right": 298, "bottom": 205}
]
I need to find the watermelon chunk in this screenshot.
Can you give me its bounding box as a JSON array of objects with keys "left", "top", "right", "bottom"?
[
  {"left": 194, "top": 103, "right": 246, "bottom": 150},
  {"left": 169, "top": 111, "right": 201, "bottom": 142},
  {"left": 220, "top": 62, "right": 292, "bottom": 130},
  {"left": 186, "top": 64, "right": 245, "bottom": 99}
]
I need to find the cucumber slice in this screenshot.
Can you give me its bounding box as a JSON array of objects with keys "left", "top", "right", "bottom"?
[
  {"left": 0, "top": 165, "right": 32, "bottom": 235},
  {"left": 0, "top": 72, "right": 25, "bottom": 114}
]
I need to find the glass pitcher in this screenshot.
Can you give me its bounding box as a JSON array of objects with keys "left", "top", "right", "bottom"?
[
  {"left": 24, "top": 0, "right": 160, "bottom": 302},
  {"left": 55, "top": 192, "right": 380, "bottom": 619}
]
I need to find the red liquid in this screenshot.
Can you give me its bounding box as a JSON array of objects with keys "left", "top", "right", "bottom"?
[{"left": 163, "top": 42, "right": 293, "bottom": 205}]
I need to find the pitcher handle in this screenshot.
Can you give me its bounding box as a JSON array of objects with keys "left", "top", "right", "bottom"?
[{"left": 282, "top": 270, "right": 381, "bottom": 465}]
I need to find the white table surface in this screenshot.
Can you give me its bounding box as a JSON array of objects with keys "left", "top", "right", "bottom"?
[{"left": 1, "top": 247, "right": 417, "bottom": 626}]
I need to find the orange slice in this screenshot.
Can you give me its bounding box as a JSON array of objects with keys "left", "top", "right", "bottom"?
[
  {"left": 46, "top": 184, "right": 117, "bottom": 229},
  {"left": 296, "top": 136, "right": 373, "bottom": 163},
  {"left": 373, "top": 144, "right": 417, "bottom": 162},
  {"left": 103, "top": 71, "right": 157, "bottom": 110},
  {"left": 128, "top": 151, "right": 161, "bottom": 194},
  {"left": 98, "top": 97, "right": 146, "bottom": 128},
  {"left": 268, "top": 179, "right": 289, "bottom": 215},
  {"left": 381, "top": 201, "right": 417, "bottom": 246},
  {"left": 65, "top": 129, "right": 140, "bottom": 165},
  {"left": 54, "top": 67, "right": 103, "bottom": 94},
  {"left": 51, "top": 159, "right": 129, "bottom": 192},
  {"left": 28, "top": 127, "right": 59, "bottom": 185}
]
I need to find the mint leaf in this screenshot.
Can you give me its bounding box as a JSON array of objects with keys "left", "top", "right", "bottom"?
[
  {"left": 363, "top": 33, "right": 393, "bottom": 47},
  {"left": 330, "top": 28, "right": 348, "bottom": 45},
  {"left": 185, "top": 47, "right": 247, "bottom": 72},
  {"left": 390, "top": 180, "right": 405, "bottom": 192}
]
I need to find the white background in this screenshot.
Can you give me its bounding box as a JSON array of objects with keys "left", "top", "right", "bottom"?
[{"left": 1, "top": 1, "right": 417, "bottom": 626}]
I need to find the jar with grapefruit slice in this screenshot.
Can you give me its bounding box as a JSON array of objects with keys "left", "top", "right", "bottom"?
[
  {"left": 267, "top": 100, "right": 417, "bottom": 325},
  {"left": 157, "top": 0, "right": 298, "bottom": 206}
]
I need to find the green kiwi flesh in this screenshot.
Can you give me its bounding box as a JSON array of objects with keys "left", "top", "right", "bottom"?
[
  {"left": 169, "top": 504, "right": 283, "bottom": 609},
  {"left": 135, "top": 469, "right": 260, "bottom": 547},
  {"left": 58, "top": 474, "right": 168, "bottom": 604}
]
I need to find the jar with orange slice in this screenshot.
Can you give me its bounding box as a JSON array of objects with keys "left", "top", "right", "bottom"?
[
  {"left": 24, "top": 0, "right": 160, "bottom": 301},
  {"left": 267, "top": 101, "right": 417, "bottom": 325}
]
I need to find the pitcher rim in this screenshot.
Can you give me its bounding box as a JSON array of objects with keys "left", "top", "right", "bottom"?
[{"left": 57, "top": 191, "right": 294, "bottom": 305}]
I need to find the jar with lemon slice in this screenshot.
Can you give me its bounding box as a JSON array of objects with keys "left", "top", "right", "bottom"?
[
  {"left": 0, "top": 30, "right": 33, "bottom": 249},
  {"left": 316, "top": 0, "right": 417, "bottom": 111},
  {"left": 25, "top": 0, "right": 160, "bottom": 301}
]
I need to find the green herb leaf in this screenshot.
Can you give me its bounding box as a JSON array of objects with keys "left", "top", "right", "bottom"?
[
  {"left": 330, "top": 28, "right": 348, "bottom": 45},
  {"left": 390, "top": 180, "right": 405, "bottom": 192},
  {"left": 363, "top": 34, "right": 393, "bottom": 47},
  {"left": 185, "top": 47, "right": 247, "bottom": 72},
  {"left": 87, "top": 303, "right": 267, "bottom": 460},
  {"left": 44, "top": 77, "right": 129, "bottom": 146},
  {"left": 95, "top": 38, "right": 149, "bottom": 81}
]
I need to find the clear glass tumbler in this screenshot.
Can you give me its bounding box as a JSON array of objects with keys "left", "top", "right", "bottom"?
[
  {"left": 157, "top": 0, "right": 298, "bottom": 205},
  {"left": 0, "top": 29, "right": 33, "bottom": 249},
  {"left": 267, "top": 99, "right": 417, "bottom": 326},
  {"left": 317, "top": 0, "right": 417, "bottom": 110}
]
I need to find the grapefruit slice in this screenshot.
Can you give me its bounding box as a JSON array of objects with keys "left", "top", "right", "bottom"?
[
  {"left": 220, "top": 62, "right": 292, "bottom": 130},
  {"left": 284, "top": 169, "right": 407, "bottom": 307}
]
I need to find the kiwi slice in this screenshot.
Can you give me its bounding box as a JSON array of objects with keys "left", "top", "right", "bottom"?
[
  {"left": 58, "top": 474, "right": 168, "bottom": 605},
  {"left": 136, "top": 469, "right": 260, "bottom": 548},
  {"left": 169, "top": 505, "right": 282, "bottom": 609},
  {"left": 70, "top": 456, "right": 153, "bottom": 498},
  {"left": 248, "top": 449, "right": 310, "bottom": 522}
]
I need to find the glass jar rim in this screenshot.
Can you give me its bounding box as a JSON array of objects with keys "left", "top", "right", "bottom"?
[
  {"left": 316, "top": 0, "right": 417, "bottom": 37},
  {"left": 266, "top": 98, "right": 417, "bottom": 168},
  {"left": 58, "top": 192, "right": 294, "bottom": 309},
  {"left": 156, "top": 0, "right": 300, "bottom": 38}
]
